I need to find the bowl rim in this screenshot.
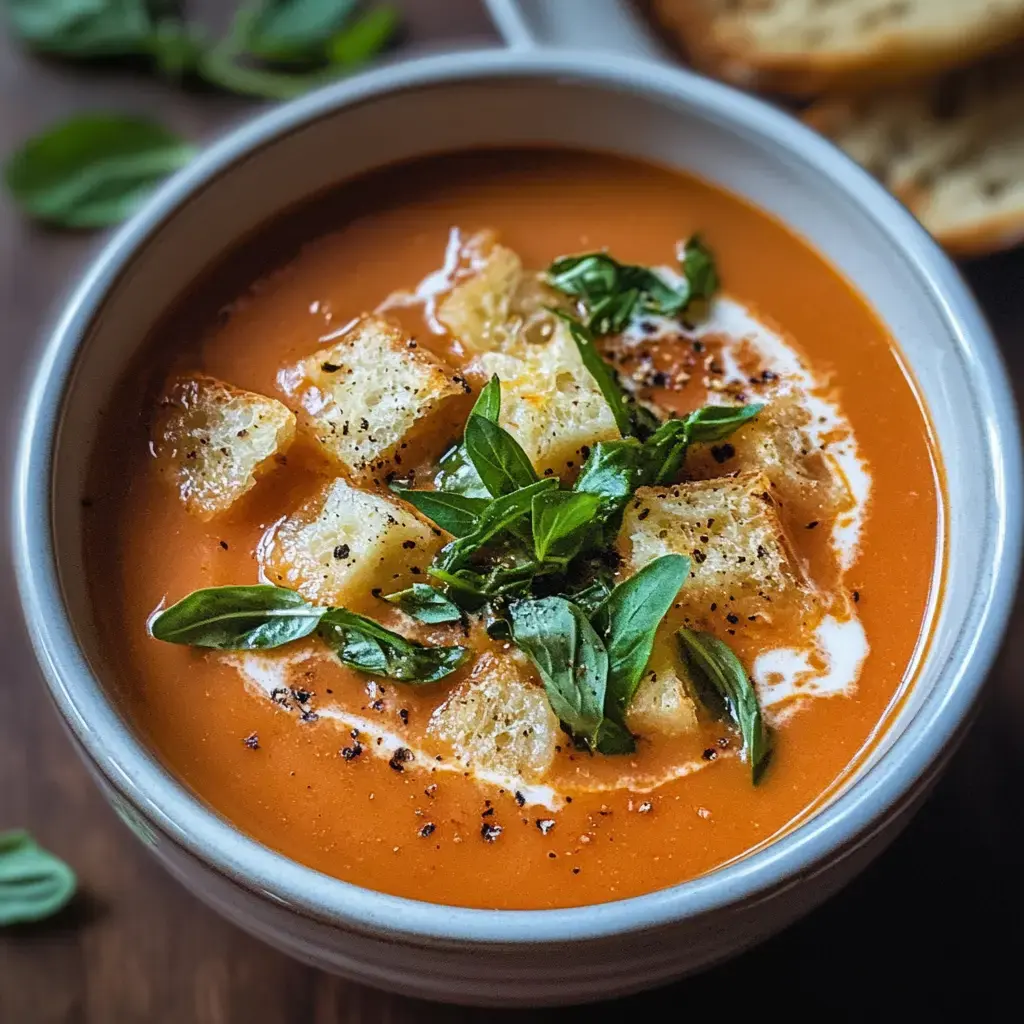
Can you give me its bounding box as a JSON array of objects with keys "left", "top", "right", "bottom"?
[{"left": 11, "top": 46, "right": 1022, "bottom": 946}]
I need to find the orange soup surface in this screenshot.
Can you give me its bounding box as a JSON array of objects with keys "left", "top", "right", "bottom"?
[{"left": 86, "top": 150, "right": 940, "bottom": 910}]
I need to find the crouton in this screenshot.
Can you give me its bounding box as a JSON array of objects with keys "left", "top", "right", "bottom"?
[
  {"left": 151, "top": 374, "right": 295, "bottom": 520},
  {"left": 437, "top": 239, "right": 562, "bottom": 354},
  {"left": 476, "top": 320, "right": 622, "bottom": 477},
  {"left": 263, "top": 478, "right": 444, "bottom": 609},
  {"left": 282, "top": 315, "right": 467, "bottom": 479},
  {"left": 686, "top": 391, "right": 842, "bottom": 520},
  {"left": 427, "top": 652, "right": 559, "bottom": 781},
  {"left": 617, "top": 473, "right": 811, "bottom": 624},
  {"left": 626, "top": 634, "right": 700, "bottom": 737}
]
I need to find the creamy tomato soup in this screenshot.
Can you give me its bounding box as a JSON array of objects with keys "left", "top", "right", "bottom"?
[{"left": 85, "top": 150, "right": 940, "bottom": 910}]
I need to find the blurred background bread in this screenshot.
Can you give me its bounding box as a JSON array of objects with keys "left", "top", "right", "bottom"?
[{"left": 647, "top": 0, "right": 1024, "bottom": 257}]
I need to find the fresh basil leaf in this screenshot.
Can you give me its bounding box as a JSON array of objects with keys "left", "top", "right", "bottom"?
[
  {"left": 5, "top": 0, "right": 157, "bottom": 57},
  {"left": 593, "top": 555, "right": 690, "bottom": 712},
  {"left": 463, "top": 414, "right": 538, "bottom": 498},
  {"left": 510, "top": 596, "right": 607, "bottom": 748},
  {"left": 318, "top": 607, "right": 469, "bottom": 683},
  {"left": 328, "top": 3, "right": 398, "bottom": 67},
  {"left": 426, "top": 566, "right": 488, "bottom": 610},
  {"left": 640, "top": 418, "right": 690, "bottom": 486},
  {"left": 547, "top": 252, "right": 620, "bottom": 298},
  {"left": 684, "top": 403, "right": 763, "bottom": 444},
  {"left": 4, "top": 114, "right": 196, "bottom": 228},
  {"left": 150, "top": 585, "right": 323, "bottom": 649},
  {"left": 565, "top": 577, "right": 613, "bottom": 618},
  {"left": 574, "top": 438, "right": 643, "bottom": 509},
  {"left": 237, "top": 0, "right": 357, "bottom": 63},
  {"left": 469, "top": 373, "right": 501, "bottom": 422},
  {"left": 0, "top": 831, "right": 76, "bottom": 927},
  {"left": 396, "top": 489, "right": 488, "bottom": 538},
  {"left": 556, "top": 312, "right": 633, "bottom": 436},
  {"left": 677, "top": 628, "right": 771, "bottom": 783},
  {"left": 595, "top": 717, "right": 636, "bottom": 755},
  {"left": 682, "top": 235, "right": 719, "bottom": 302},
  {"left": 531, "top": 490, "right": 602, "bottom": 562},
  {"left": 435, "top": 478, "right": 556, "bottom": 572},
  {"left": 385, "top": 583, "right": 462, "bottom": 624},
  {"left": 433, "top": 443, "right": 490, "bottom": 499}
]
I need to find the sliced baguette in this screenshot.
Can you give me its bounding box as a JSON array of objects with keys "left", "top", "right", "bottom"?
[
  {"left": 806, "top": 59, "right": 1024, "bottom": 256},
  {"left": 650, "top": 0, "right": 1024, "bottom": 96}
]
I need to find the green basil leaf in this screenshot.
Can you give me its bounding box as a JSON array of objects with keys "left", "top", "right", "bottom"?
[
  {"left": 594, "top": 717, "right": 636, "bottom": 755},
  {"left": 593, "top": 555, "right": 690, "bottom": 712},
  {"left": 435, "top": 478, "right": 556, "bottom": 572},
  {"left": 5, "top": 0, "right": 156, "bottom": 57},
  {"left": 510, "top": 596, "right": 607, "bottom": 748},
  {"left": 556, "top": 312, "right": 633, "bottom": 436},
  {"left": 318, "top": 607, "right": 469, "bottom": 683},
  {"left": 640, "top": 418, "right": 690, "bottom": 486},
  {"left": 4, "top": 114, "right": 197, "bottom": 228},
  {"left": 0, "top": 830, "right": 76, "bottom": 926},
  {"left": 327, "top": 3, "right": 398, "bottom": 67},
  {"left": 677, "top": 628, "right": 771, "bottom": 784},
  {"left": 433, "top": 442, "right": 490, "bottom": 498},
  {"left": 469, "top": 373, "right": 501, "bottom": 422},
  {"left": 396, "top": 489, "right": 488, "bottom": 538},
  {"left": 684, "top": 403, "right": 763, "bottom": 444},
  {"left": 463, "top": 413, "right": 538, "bottom": 498},
  {"left": 237, "top": 0, "right": 357, "bottom": 63},
  {"left": 682, "top": 235, "right": 719, "bottom": 302},
  {"left": 565, "top": 577, "right": 613, "bottom": 618},
  {"left": 574, "top": 438, "right": 643, "bottom": 509},
  {"left": 385, "top": 583, "right": 462, "bottom": 624},
  {"left": 531, "top": 490, "right": 602, "bottom": 562},
  {"left": 150, "top": 585, "right": 323, "bottom": 649},
  {"left": 426, "top": 566, "right": 488, "bottom": 610},
  {"left": 547, "top": 253, "right": 621, "bottom": 298}
]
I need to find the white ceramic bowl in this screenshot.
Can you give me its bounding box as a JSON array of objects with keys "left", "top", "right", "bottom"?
[{"left": 11, "top": 3, "right": 1022, "bottom": 1007}]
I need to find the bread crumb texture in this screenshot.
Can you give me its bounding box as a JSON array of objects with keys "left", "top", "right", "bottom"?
[
  {"left": 285, "top": 314, "right": 466, "bottom": 478},
  {"left": 151, "top": 374, "right": 295, "bottom": 520},
  {"left": 263, "top": 478, "right": 444, "bottom": 609},
  {"left": 428, "top": 652, "right": 559, "bottom": 781}
]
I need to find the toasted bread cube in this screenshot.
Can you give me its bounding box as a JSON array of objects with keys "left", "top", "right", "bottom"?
[
  {"left": 686, "top": 391, "right": 842, "bottom": 519},
  {"left": 263, "top": 478, "right": 444, "bottom": 608},
  {"left": 427, "top": 652, "right": 559, "bottom": 782},
  {"left": 283, "top": 315, "right": 466, "bottom": 479},
  {"left": 618, "top": 473, "right": 810, "bottom": 623},
  {"left": 437, "top": 244, "right": 524, "bottom": 352},
  {"left": 476, "top": 321, "right": 621, "bottom": 477},
  {"left": 626, "top": 634, "right": 699, "bottom": 737},
  {"left": 151, "top": 374, "right": 295, "bottom": 520}
]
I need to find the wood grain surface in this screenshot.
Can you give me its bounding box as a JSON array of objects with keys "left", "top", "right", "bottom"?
[{"left": 1, "top": 3, "right": 1022, "bottom": 1020}]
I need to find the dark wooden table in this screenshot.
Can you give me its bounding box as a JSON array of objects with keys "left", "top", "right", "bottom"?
[{"left": 2, "top": 3, "right": 1022, "bottom": 1020}]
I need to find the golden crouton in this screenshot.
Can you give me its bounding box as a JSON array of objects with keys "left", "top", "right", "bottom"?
[
  {"left": 427, "top": 652, "right": 559, "bottom": 781},
  {"left": 283, "top": 315, "right": 467, "bottom": 479},
  {"left": 263, "top": 478, "right": 444, "bottom": 609},
  {"left": 686, "top": 390, "right": 842, "bottom": 520},
  {"left": 626, "top": 634, "right": 700, "bottom": 737},
  {"left": 476, "top": 320, "right": 622, "bottom": 477},
  {"left": 151, "top": 374, "right": 295, "bottom": 520},
  {"left": 618, "top": 473, "right": 811, "bottom": 624}
]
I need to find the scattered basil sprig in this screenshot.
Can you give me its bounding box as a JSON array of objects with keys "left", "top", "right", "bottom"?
[
  {"left": 150, "top": 584, "right": 468, "bottom": 683},
  {"left": 3, "top": 1, "right": 400, "bottom": 226},
  {"left": 432, "top": 374, "right": 501, "bottom": 498},
  {"left": 557, "top": 313, "right": 634, "bottom": 436},
  {"left": 546, "top": 239, "right": 720, "bottom": 336},
  {"left": 3, "top": 115, "right": 197, "bottom": 229},
  {"left": 677, "top": 628, "right": 771, "bottom": 783},
  {"left": 0, "top": 831, "right": 76, "bottom": 927}
]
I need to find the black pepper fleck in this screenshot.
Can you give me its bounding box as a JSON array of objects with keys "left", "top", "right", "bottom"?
[
  {"left": 389, "top": 747, "right": 413, "bottom": 772},
  {"left": 333, "top": 543, "right": 350, "bottom": 559},
  {"left": 480, "top": 823, "right": 503, "bottom": 842},
  {"left": 418, "top": 823, "right": 436, "bottom": 838},
  {"left": 341, "top": 743, "right": 363, "bottom": 761},
  {"left": 243, "top": 732, "right": 259, "bottom": 750}
]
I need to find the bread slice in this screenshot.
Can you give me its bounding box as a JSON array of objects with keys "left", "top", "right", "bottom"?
[
  {"left": 427, "top": 652, "right": 559, "bottom": 781},
  {"left": 151, "top": 374, "right": 295, "bottom": 520},
  {"left": 263, "top": 478, "right": 444, "bottom": 609},
  {"left": 475, "top": 320, "right": 622, "bottom": 477},
  {"left": 282, "top": 315, "right": 468, "bottom": 481},
  {"left": 617, "top": 473, "right": 811, "bottom": 625},
  {"left": 626, "top": 631, "right": 700, "bottom": 737},
  {"left": 686, "top": 391, "right": 842, "bottom": 521},
  {"left": 806, "top": 58, "right": 1024, "bottom": 256},
  {"left": 650, "top": 0, "right": 1024, "bottom": 96}
]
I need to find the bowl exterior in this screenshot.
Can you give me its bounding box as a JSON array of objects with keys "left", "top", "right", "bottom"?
[{"left": 12, "top": 49, "right": 1021, "bottom": 1006}]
